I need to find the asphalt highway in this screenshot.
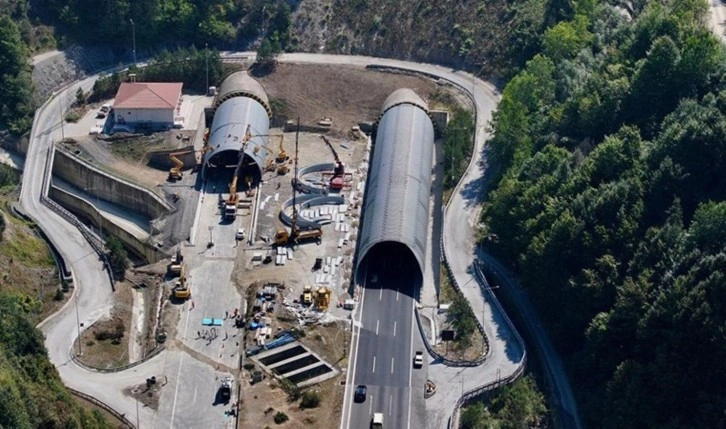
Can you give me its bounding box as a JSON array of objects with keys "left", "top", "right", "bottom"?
[{"left": 343, "top": 251, "right": 427, "bottom": 429}]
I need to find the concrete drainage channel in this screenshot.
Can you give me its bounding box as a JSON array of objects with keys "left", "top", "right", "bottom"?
[{"left": 250, "top": 342, "right": 339, "bottom": 387}]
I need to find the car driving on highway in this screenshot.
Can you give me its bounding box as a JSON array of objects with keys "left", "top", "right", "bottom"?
[{"left": 354, "top": 385, "right": 367, "bottom": 403}]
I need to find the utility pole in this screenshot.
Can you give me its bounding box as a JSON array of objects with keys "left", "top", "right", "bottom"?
[
  {"left": 74, "top": 291, "right": 82, "bottom": 356},
  {"left": 59, "top": 96, "right": 65, "bottom": 142},
  {"left": 130, "top": 19, "right": 137, "bottom": 66},
  {"left": 205, "top": 43, "right": 209, "bottom": 94}
]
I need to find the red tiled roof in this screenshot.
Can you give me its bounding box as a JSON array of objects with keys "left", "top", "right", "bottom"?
[{"left": 113, "top": 82, "right": 183, "bottom": 109}]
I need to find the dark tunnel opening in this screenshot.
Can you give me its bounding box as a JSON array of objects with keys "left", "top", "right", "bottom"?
[
  {"left": 357, "top": 241, "right": 422, "bottom": 299},
  {"left": 205, "top": 152, "right": 262, "bottom": 185}
]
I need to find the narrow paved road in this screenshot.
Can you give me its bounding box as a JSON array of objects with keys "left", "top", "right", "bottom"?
[
  {"left": 23, "top": 74, "right": 160, "bottom": 423},
  {"left": 25, "top": 50, "right": 581, "bottom": 429},
  {"left": 709, "top": 0, "right": 726, "bottom": 42}
]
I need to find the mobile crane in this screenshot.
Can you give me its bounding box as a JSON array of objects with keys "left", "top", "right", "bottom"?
[
  {"left": 224, "top": 125, "right": 253, "bottom": 220},
  {"left": 320, "top": 135, "right": 346, "bottom": 190},
  {"left": 275, "top": 120, "right": 322, "bottom": 246}
]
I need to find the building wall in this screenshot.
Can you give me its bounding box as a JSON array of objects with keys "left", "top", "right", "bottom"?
[{"left": 115, "top": 108, "right": 174, "bottom": 126}]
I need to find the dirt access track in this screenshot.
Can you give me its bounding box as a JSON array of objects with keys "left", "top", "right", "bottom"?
[{"left": 254, "top": 63, "right": 453, "bottom": 131}]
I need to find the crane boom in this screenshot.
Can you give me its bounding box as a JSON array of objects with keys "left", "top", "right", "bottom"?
[{"left": 224, "top": 125, "right": 252, "bottom": 219}]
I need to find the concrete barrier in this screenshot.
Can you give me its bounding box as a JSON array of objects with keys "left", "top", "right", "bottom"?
[
  {"left": 49, "top": 185, "right": 163, "bottom": 263},
  {"left": 52, "top": 148, "right": 173, "bottom": 220}
]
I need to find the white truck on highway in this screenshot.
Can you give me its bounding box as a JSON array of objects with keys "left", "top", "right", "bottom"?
[{"left": 372, "top": 412, "right": 384, "bottom": 428}]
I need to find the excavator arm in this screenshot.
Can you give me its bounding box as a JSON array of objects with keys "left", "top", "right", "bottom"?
[{"left": 168, "top": 150, "right": 192, "bottom": 181}]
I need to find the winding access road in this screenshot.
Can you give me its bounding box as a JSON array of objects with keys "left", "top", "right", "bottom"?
[{"left": 23, "top": 51, "right": 581, "bottom": 428}]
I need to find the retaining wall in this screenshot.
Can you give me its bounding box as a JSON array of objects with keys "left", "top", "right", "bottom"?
[
  {"left": 52, "top": 148, "right": 173, "bottom": 220},
  {"left": 147, "top": 146, "right": 197, "bottom": 170},
  {"left": 49, "top": 185, "right": 162, "bottom": 263}
]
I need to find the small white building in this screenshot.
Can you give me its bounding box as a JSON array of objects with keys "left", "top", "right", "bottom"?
[{"left": 113, "top": 82, "right": 182, "bottom": 131}]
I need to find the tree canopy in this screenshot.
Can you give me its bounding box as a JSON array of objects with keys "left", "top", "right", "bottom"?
[{"left": 483, "top": 1, "right": 726, "bottom": 427}]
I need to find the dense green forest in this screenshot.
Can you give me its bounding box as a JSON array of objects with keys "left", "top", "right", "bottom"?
[{"left": 483, "top": 0, "right": 726, "bottom": 427}]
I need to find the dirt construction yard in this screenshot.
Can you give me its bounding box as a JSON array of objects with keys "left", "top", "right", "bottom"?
[{"left": 255, "top": 62, "right": 453, "bottom": 132}]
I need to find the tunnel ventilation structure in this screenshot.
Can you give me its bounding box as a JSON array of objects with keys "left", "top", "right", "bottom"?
[
  {"left": 204, "top": 71, "right": 272, "bottom": 180},
  {"left": 357, "top": 88, "right": 435, "bottom": 279}
]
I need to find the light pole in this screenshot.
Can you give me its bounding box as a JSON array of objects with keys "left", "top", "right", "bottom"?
[
  {"left": 205, "top": 43, "right": 209, "bottom": 94},
  {"left": 74, "top": 290, "right": 82, "bottom": 356},
  {"left": 130, "top": 19, "right": 137, "bottom": 66}
]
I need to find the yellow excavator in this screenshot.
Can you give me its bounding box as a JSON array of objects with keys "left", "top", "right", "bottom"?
[
  {"left": 172, "top": 265, "right": 191, "bottom": 299},
  {"left": 225, "top": 125, "right": 253, "bottom": 220},
  {"left": 274, "top": 135, "right": 289, "bottom": 163},
  {"left": 168, "top": 151, "right": 188, "bottom": 181}
]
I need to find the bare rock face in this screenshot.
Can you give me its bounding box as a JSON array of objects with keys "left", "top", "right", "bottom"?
[{"left": 31, "top": 46, "right": 121, "bottom": 100}]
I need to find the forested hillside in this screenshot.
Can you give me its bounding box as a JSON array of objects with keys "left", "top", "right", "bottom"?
[
  {"left": 483, "top": 0, "right": 726, "bottom": 427},
  {"left": 0, "top": 167, "right": 111, "bottom": 428}
]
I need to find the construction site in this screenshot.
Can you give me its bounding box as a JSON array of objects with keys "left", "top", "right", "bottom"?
[{"left": 40, "top": 61, "right": 466, "bottom": 428}]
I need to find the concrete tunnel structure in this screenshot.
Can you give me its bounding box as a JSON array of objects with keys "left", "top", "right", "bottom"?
[
  {"left": 356, "top": 88, "right": 435, "bottom": 282},
  {"left": 204, "top": 71, "right": 273, "bottom": 181}
]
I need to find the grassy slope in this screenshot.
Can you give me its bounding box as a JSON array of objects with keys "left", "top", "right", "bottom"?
[{"left": 0, "top": 180, "right": 111, "bottom": 428}]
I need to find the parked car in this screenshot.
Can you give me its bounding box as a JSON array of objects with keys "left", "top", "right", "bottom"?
[
  {"left": 236, "top": 228, "right": 245, "bottom": 240},
  {"left": 413, "top": 351, "right": 424, "bottom": 368}
]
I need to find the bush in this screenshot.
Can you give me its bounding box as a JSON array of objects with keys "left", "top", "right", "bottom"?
[
  {"left": 273, "top": 411, "right": 288, "bottom": 424},
  {"left": 300, "top": 390, "right": 321, "bottom": 409},
  {"left": 106, "top": 236, "right": 129, "bottom": 279},
  {"left": 448, "top": 293, "right": 477, "bottom": 348},
  {"left": 279, "top": 378, "right": 301, "bottom": 401},
  {"left": 0, "top": 164, "right": 20, "bottom": 187},
  {"left": 53, "top": 288, "right": 64, "bottom": 301},
  {"left": 64, "top": 110, "right": 81, "bottom": 123}
]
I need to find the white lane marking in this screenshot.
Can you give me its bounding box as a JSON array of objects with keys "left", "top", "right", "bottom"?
[
  {"left": 391, "top": 357, "right": 395, "bottom": 374},
  {"left": 407, "top": 298, "right": 415, "bottom": 429},
  {"left": 396, "top": 287, "right": 400, "bottom": 301},
  {"left": 170, "top": 295, "right": 193, "bottom": 427},
  {"left": 342, "top": 271, "right": 368, "bottom": 429},
  {"left": 389, "top": 394, "right": 393, "bottom": 415},
  {"left": 193, "top": 386, "right": 197, "bottom": 404},
  {"left": 376, "top": 320, "right": 379, "bottom": 336},
  {"left": 372, "top": 355, "right": 376, "bottom": 373},
  {"left": 379, "top": 287, "right": 383, "bottom": 300},
  {"left": 369, "top": 394, "right": 374, "bottom": 415},
  {"left": 393, "top": 321, "right": 397, "bottom": 337}
]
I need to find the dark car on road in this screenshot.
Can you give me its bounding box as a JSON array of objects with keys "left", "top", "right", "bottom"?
[{"left": 354, "top": 385, "right": 367, "bottom": 403}]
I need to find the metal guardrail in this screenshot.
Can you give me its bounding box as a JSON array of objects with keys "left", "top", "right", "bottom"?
[
  {"left": 368, "top": 63, "right": 530, "bottom": 428},
  {"left": 67, "top": 387, "right": 135, "bottom": 429},
  {"left": 38, "top": 143, "right": 116, "bottom": 290},
  {"left": 71, "top": 345, "right": 164, "bottom": 373}
]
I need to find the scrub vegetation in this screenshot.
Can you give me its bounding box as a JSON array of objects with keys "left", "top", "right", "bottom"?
[{"left": 0, "top": 170, "right": 111, "bottom": 428}]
